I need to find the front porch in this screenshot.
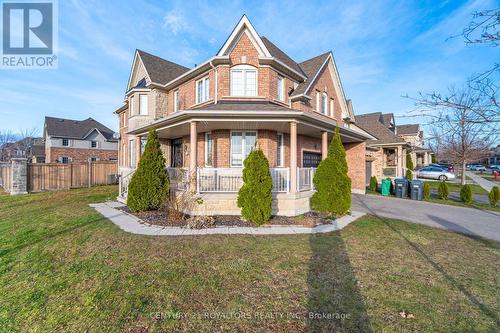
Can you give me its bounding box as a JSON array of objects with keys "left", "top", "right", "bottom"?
[{"left": 119, "top": 107, "right": 369, "bottom": 216}]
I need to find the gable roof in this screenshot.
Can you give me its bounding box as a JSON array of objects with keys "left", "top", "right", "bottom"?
[
  {"left": 45, "top": 117, "right": 117, "bottom": 141},
  {"left": 136, "top": 50, "right": 190, "bottom": 86},
  {"left": 260, "top": 37, "right": 305, "bottom": 76},
  {"left": 290, "top": 52, "right": 331, "bottom": 97},
  {"left": 396, "top": 124, "right": 420, "bottom": 135},
  {"left": 355, "top": 112, "right": 406, "bottom": 145}
]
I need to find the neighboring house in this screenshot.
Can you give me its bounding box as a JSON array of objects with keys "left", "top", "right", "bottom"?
[
  {"left": 484, "top": 145, "right": 500, "bottom": 166},
  {"left": 44, "top": 116, "right": 118, "bottom": 163},
  {"left": 396, "top": 124, "right": 433, "bottom": 168},
  {"left": 355, "top": 112, "right": 408, "bottom": 181},
  {"left": 115, "top": 15, "right": 371, "bottom": 216},
  {"left": 0, "top": 137, "right": 45, "bottom": 162}
]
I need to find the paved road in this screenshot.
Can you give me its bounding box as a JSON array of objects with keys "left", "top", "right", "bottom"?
[
  {"left": 352, "top": 194, "right": 500, "bottom": 242},
  {"left": 466, "top": 171, "right": 496, "bottom": 192}
]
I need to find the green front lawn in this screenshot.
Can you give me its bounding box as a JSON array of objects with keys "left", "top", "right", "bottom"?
[
  {"left": 1, "top": 186, "right": 498, "bottom": 332},
  {"left": 425, "top": 181, "right": 488, "bottom": 195}
]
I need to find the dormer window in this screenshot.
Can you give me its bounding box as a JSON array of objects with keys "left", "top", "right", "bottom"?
[
  {"left": 277, "top": 76, "right": 284, "bottom": 101},
  {"left": 230, "top": 65, "right": 257, "bottom": 97},
  {"left": 62, "top": 138, "right": 69, "bottom": 147},
  {"left": 91, "top": 140, "right": 98, "bottom": 148},
  {"left": 196, "top": 76, "right": 210, "bottom": 104}
]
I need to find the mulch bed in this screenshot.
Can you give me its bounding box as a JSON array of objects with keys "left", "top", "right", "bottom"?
[{"left": 117, "top": 206, "right": 332, "bottom": 228}]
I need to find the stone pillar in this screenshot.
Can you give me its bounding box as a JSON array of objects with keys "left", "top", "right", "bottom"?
[
  {"left": 11, "top": 158, "right": 28, "bottom": 195},
  {"left": 397, "top": 146, "right": 403, "bottom": 178},
  {"left": 190, "top": 121, "right": 197, "bottom": 192},
  {"left": 290, "top": 122, "right": 297, "bottom": 193},
  {"left": 321, "top": 131, "right": 328, "bottom": 160}
]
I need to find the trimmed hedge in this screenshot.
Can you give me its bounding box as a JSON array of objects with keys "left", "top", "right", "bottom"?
[
  {"left": 489, "top": 186, "right": 500, "bottom": 207},
  {"left": 460, "top": 184, "right": 472, "bottom": 204},
  {"left": 127, "top": 129, "right": 170, "bottom": 212},
  {"left": 237, "top": 148, "right": 273, "bottom": 226},
  {"left": 311, "top": 128, "right": 351, "bottom": 216},
  {"left": 369, "top": 176, "right": 378, "bottom": 192},
  {"left": 423, "top": 182, "right": 431, "bottom": 200},
  {"left": 405, "top": 152, "right": 414, "bottom": 180},
  {"left": 438, "top": 181, "right": 449, "bottom": 200}
]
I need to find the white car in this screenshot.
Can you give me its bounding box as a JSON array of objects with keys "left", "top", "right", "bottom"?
[
  {"left": 470, "top": 165, "right": 486, "bottom": 171},
  {"left": 416, "top": 166, "right": 456, "bottom": 181}
]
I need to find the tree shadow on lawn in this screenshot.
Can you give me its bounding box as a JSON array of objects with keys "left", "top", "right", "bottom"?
[
  {"left": 306, "top": 232, "right": 373, "bottom": 332},
  {"left": 355, "top": 198, "right": 499, "bottom": 328}
]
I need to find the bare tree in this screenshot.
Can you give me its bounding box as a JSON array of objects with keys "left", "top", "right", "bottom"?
[
  {"left": 456, "top": 8, "right": 500, "bottom": 46},
  {"left": 0, "top": 130, "right": 16, "bottom": 161},
  {"left": 411, "top": 86, "right": 497, "bottom": 184}
]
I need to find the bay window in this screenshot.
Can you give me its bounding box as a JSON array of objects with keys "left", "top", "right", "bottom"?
[
  {"left": 139, "top": 94, "right": 148, "bottom": 115},
  {"left": 330, "top": 98, "right": 334, "bottom": 118},
  {"left": 230, "top": 65, "right": 257, "bottom": 97},
  {"left": 230, "top": 131, "right": 256, "bottom": 167},
  {"left": 196, "top": 77, "right": 209, "bottom": 104},
  {"left": 174, "top": 90, "right": 179, "bottom": 112}
]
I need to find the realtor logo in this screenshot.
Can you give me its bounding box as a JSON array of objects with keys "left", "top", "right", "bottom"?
[{"left": 1, "top": 0, "right": 58, "bottom": 68}]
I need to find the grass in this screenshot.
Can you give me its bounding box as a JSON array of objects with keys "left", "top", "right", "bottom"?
[
  {"left": 1, "top": 186, "right": 499, "bottom": 332},
  {"left": 425, "top": 181, "right": 488, "bottom": 195}
]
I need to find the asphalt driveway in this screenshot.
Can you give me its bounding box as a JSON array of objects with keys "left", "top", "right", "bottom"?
[{"left": 352, "top": 194, "right": 500, "bottom": 242}]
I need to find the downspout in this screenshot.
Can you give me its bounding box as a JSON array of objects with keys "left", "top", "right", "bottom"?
[{"left": 210, "top": 60, "right": 218, "bottom": 104}]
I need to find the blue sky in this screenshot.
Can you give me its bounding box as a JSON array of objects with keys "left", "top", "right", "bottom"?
[{"left": 1, "top": 0, "right": 498, "bottom": 135}]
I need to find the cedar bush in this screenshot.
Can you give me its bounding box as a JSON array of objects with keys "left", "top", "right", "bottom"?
[
  {"left": 127, "top": 129, "right": 170, "bottom": 212},
  {"left": 431, "top": 155, "right": 437, "bottom": 163},
  {"left": 438, "top": 181, "right": 449, "bottom": 200},
  {"left": 237, "top": 148, "right": 273, "bottom": 226},
  {"left": 369, "top": 176, "right": 378, "bottom": 192},
  {"left": 311, "top": 128, "right": 351, "bottom": 216},
  {"left": 405, "top": 152, "right": 414, "bottom": 180},
  {"left": 423, "top": 182, "right": 431, "bottom": 199},
  {"left": 489, "top": 186, "right": 500, "bottom": 207},
  {"left": 460, "top": 184, "right": 473, "bottom": 204}
]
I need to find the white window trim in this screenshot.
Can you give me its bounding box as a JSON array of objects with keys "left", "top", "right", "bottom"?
[
  {"left": 322, "top": 92, "right": 328, "bottom": 115},
  {"left": 230, "top": 130, "right": 258, "bottom": 167},
  {"left": 129, "top": 96, "right": 135, "bottom": 117},
  {"left": 195, "top": 76, "right": 210, "bottom": 104},
  {"left": 139, "top": 94, "right": 148, "bottom": 116},
  {"left": 91, "top": 140, "right": 98, "bottom": 149},
  {"left": 173, "top": 90, "right": 179, "bottom": 112},
  {"left": 277, "top": 133, "right": 284, "bottom": 167},
  {"left": 277, "top": 76, "right": 284, "bottom": 102},
  {"left": 204, "top": 132, "right": 213, "bottom": 167},
  {"left": 330, "top": 98, "right": 334, "bottom": 118},
  {"left": 61, "top": 156, "right": 70, "bottom": 164},
  {"left": 230, "top": 65, "right": 258, "bottom": 97},
  {"left": 61, "top": 138, "right": 69, "bottom": 147}
]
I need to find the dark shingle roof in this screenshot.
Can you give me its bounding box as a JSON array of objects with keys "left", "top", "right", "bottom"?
[
  {"left": 260, "top": 37, "right": 305, "bottom": 76},
  {"left": 290, "top": 52, "right": 331, "bottom": 97},
  {"left": 137, "top": 50, "right": 190, "bottom": 85},
  {"left": 45, "top": 117, "right": 117, "bottom": 141},
  {"left": 196, "top": 101, "right": 292, "bottom": 112},
  {"left": 355, "top": 113, "right": 406, "bottom": 145},
  {"left": 396, "top": 124, "right": 420, "bottom": 135}
]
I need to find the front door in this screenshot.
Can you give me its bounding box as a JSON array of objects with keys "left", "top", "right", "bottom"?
[
  {"left": 171, "top": 138, "right": 183, "bottom": 167},
  {"left": 303, "top": 151, "right": 322, "bottom": 167}
]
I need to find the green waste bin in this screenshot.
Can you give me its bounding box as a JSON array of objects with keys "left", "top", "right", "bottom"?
[{"left": 381, "top": 179, "right": 391, "bottom": 196}]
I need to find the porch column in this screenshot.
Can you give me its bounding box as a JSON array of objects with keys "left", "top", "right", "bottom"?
[
  {"left": 135, "top": 136, "right": 142, "bottom": 166},
  {"left": 321, "top": 131, "right": 328, "bottom": 160},
  {"left": 397, "top": 146, "right": 403, "bottom": 178},
  {"left": 189, "top": 121, "right": 197, "bottom": 192},
  {"left": 290, "top": 121, "right": 297, "bottom": 193},
  {"left": 423, "top": 152, "right": 429, "bottom": 166}
]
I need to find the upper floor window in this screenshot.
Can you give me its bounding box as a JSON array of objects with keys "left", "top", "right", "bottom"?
[
  {"left": 321, "top": 93, "right": 327, "bottom": 115},
  {"left": 62, "top": 138, "right": 69, "bottom": 147},
  {"left": 130, "top": 96, "right": 134, "bottom": 117},
  {"left": 230, "top": 65, "right": 257, "bottom": 97},
  {"left": 196, "top": 77, "right": 210, "bottom": 104},
  {"left": 277, "top": 76, "right": 284, "bottom": 101},
  {"left": 139, "top": 94, "right": 148, "bottom": 115},
  {"left": 330, "top": 98, "right": 334, "bottom": 118},
  {"left": 122, "top": 112, "right": 126, "bottom": 127},
  {"left": 316, "top": 91, "right": 320, "bottom": 112},
  {"left": 174, "top": 90, "right": 179, "bottom": 112},
  {"left": 91, "top": 140, "right": 98, "bottom": 148}
]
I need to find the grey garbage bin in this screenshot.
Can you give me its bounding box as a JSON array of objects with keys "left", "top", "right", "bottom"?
[
  {"left": 410, "top": 179, "right": 424, "bottom": 200},
  {"left": 394, "top": 178, "right": 408, "bottom": 198}
]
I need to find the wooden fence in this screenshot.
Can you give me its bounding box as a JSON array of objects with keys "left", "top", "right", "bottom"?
[
  {"left": 26, "top": 161, "right": 118, "bottom": 192},
  {"left": 0, "top": 163, "right": 12, "bottom": 192}
]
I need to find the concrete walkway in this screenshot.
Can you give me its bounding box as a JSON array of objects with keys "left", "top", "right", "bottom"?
[
  {"left": 467, "top": 171, "right": 496, "bottom": 192},
  {"left": 352, "top": 194, "right": 500, "bottom": 241},
  {"left": 90, "top": 202, "right": 366, "bottom": 236}
]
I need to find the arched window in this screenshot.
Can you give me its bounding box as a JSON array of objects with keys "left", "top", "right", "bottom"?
[{"left": 230, "top": 65, "right": 257, "bottom": 97}]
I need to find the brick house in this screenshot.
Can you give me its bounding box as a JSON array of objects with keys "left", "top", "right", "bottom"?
[
  {"left": 1, "top": 137, "right": 45, "bottom": 163},
  {"left": 395, "top": 124, "right": 433, "bottom": 168},
  {"left": 44, "top": 116, "right": 118, "bottom": 163},
  {"left": 116, "top": 15, "right": 371, "bottom": 216}
]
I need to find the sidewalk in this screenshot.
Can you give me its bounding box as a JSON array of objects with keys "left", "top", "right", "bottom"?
[
  {"left": 90, "top": 202, "right": 366, "bottom": 236},
  {"left": 466, "top": 171, "right": 496, "bottom": 192}
]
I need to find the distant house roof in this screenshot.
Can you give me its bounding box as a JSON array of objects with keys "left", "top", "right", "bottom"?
[
  {"left": 396, "top": 124, "right": 420, "bottom": 135},
  {"left": 260, "top": 37, "right": 305, "bottom": 76},
  {"left": 137, "top": 50, "right": 190, "bottom": 85},
  {"left": 290, "top": 52, "right": 331, "bottom": 97},
  {"left": 355, "top": 112, "right": 406, "bottom": 145},
  {"left": 45, "top": 116, "right": 117, "bottom": 141}
]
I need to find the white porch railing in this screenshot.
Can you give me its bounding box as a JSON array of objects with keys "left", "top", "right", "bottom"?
[
  {"left": 197, "top": 167, "right": 289, "bottom": 193},
  {"left": 298, "top": 167, "right": 316, "bottom": 192},
  {"left": 167, "top": 167, "right": 188, "bottom": 190},
  {"left": 119, "top": 168, "right": 135, "bottom": 199}
]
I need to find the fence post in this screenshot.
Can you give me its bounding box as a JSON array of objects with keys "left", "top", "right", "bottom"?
[
  {"left": 10, "top": 158, "right": 28, "bottom": 195},
  {"left": 88, "top": 160, "right": 92, "bottom": 188}
]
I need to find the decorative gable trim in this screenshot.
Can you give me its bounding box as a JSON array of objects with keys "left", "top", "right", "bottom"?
[
  {"left": 126, "top": 50, "right": 152, "bottom": 91},
  {"left": 217, "top": 15, "right": 271, "bottom": 58}
]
